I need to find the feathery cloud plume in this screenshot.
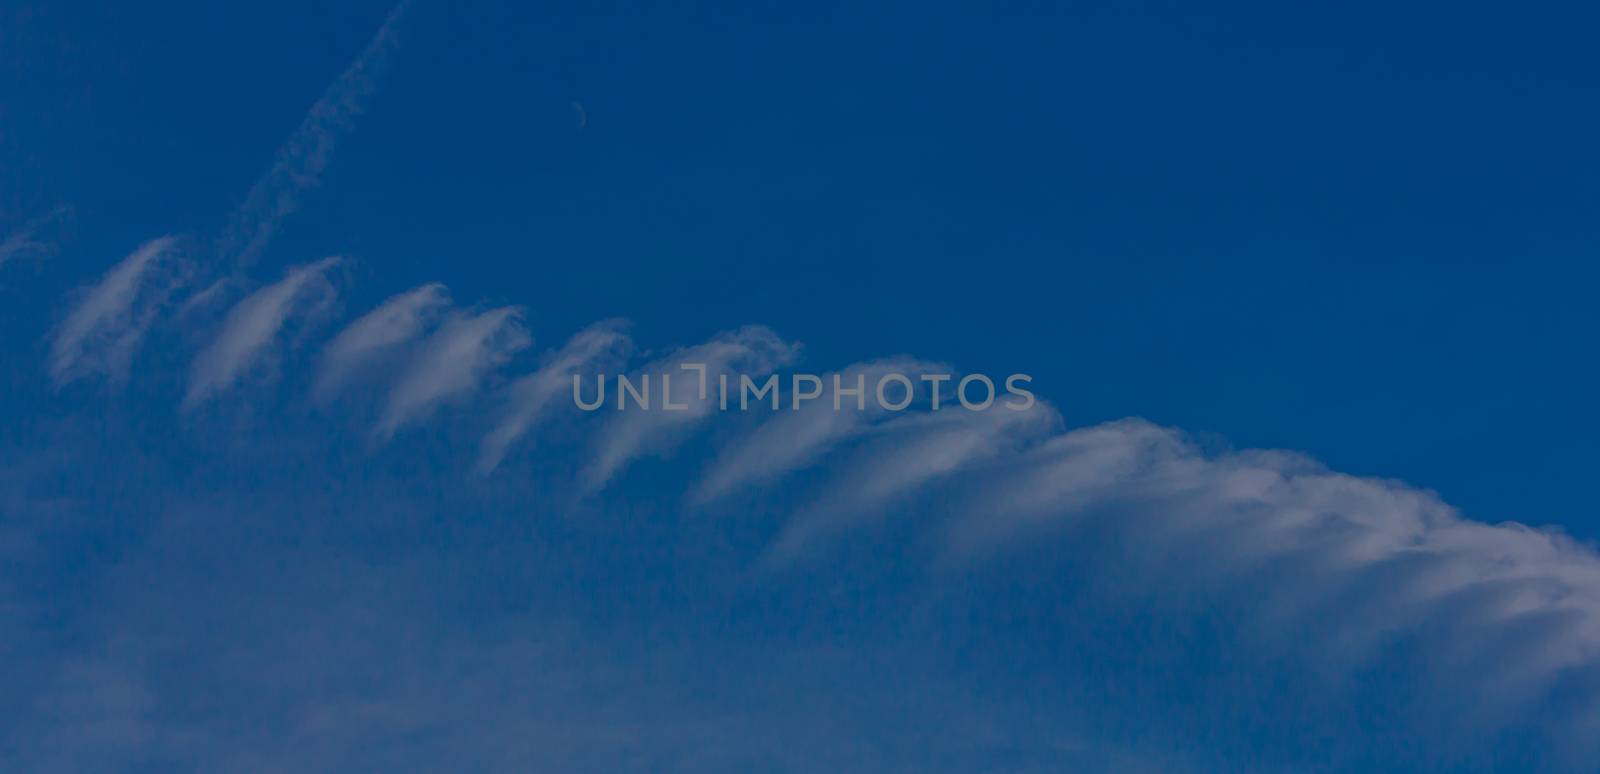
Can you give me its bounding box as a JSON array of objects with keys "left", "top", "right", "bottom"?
[
  {"left": 691, "top": 357, "right": 946, "bottom": 503},
  {"left": 777, "top": 415, "right": 1600, "bottom": 762},
  {"left": 50, "top": 236, "right": 186, "bottom": 385},
  {"left": 770, "top": 401, "right": 1059, "bottom": 558},
  {"left": 948, "top": 422, "right": 1600, "bottom": 674},
  {"left": 375, "top": 307, "right": 530, "bottom": 442},
  {"left": 582, "top": 325, "right": 799, "bottom": 491},
  {"left": 215, "top": 0, "right": 414, "bottom": 273},
  {"left": 21, "top": 293, "right": 1600, "bottom": 766},
  {"left": 183, "top": 258, "right": 340, "bottom": 409},
  {"left": 476, "top": 319, "right": 632, "bottom": 474},
  {"left": 314, "top": 282, "right": 450, "bottom": 401}
]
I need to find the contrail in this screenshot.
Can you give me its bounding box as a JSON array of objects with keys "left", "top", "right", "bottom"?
[{"left": 214, "top": 0, "right": 415, "bottom": 274}]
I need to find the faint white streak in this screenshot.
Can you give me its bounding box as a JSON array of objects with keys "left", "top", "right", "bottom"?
[
  {"left": 0, "top": 205, "right": 71, "bottom": 269},
  {"left": 172, "top": 277, "right": 234, "bottom": 321}
]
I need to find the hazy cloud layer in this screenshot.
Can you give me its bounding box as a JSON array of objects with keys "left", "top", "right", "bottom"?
[
  {"left": 184, "top": 258, "right": 340, "bottom": 409},
  {"left": 50, "top": 236, "right": 186, "bottom": 385},
  {"left": 0, "top": 476, "right": 1189, "bottom": 774}
]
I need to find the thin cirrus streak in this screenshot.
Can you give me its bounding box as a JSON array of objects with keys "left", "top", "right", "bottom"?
[
  {"left": 49, "top": 236, "right": 187, "bottom": 385},
  {"left": 214, "top": 0, "right": 415, "bottom": 275},
  {"left": 183, "top": 257, "right": 340, "bottom": 410}
]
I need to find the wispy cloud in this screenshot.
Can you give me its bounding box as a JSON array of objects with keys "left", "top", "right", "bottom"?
[
  {"left": 582, "top": 325, "right": 798, "bottom": 491},
  {"left": 769, "top": 401, "right": 1059, "bottom": 559},
  {"left": 948, "top": 419, "right": 1600, "bottom": 641},
  {"left": 907, "top": 418, "right": 1600, "bottom": 759},
  {"left": 183, "top": 258, "right": 340, "bottom": 410},
  {"left": 314, "top": 282, "right": 450, "bottom": 401},
  {"left": 476, "top": 319, "right": 632, "bottom": 474},
  {"left": 0, "top": 205, "right": 72, "bottom": 269},
  {"left": 214, "top": 0, "right": 414, "bottom": 273},
  {"left": 49, "top": 236, "right": 186, "bottom": 385},
  {"left": 18, "top": 289, "right": 1600, "bottom": 767},
  {"left": 375, "top": 307, "right": 530, "bottom": 442},
  {"left": 691, "top": 357, "right": 945, "bottom": 503},
  {"left": 64, "top": 1, "right": 416, "bottom": 382}
]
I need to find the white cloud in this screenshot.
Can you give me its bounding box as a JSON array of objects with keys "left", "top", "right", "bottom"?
[
  {"left": 476, "top": 319, "right": 631, "bottom": 474},
  {"left": 33, "top": 244, "right": 1600, "bottom": 767},
  {"left": 183, "top": 258, "right": 340, "bottom": 410},
  {"left": 50, "top": 236, "right": 186, "bottom": 385},
  {"left": 917, "top": 419, "right": 1600, "bottom": 752},
  {"left": 375, "top": 307, "right": 531, "bottom": 442},
  {"left": 582, "top": 325, "right": 799, "bottom": 491},
  {"left": 314, "top": 282, "right": 450, "bottom": 401},
  {"left": 769, "top": 400, "right": 1059, "bottom": 559},
  {"left": 691, "top": 357, "right": 946, "bottom": 503}
]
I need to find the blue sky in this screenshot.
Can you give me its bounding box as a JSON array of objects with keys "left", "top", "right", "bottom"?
[{"left": 3, "top": 1, "right": 1600, "bottom": 771}]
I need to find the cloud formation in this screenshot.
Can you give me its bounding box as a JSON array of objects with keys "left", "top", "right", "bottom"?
[
  {"left": 691, "top": 357, "right": 945, "bottom": 503},
  {"left": 807, "top": 415, "right": 1600, "bottom": 765},
  {"left": 375, "top": 306, "right": 530, "bottom": 441},
  {"left": 184, "top": 258, "right": 340, "bottom": 409},
  {"left": 476, "top": 319, "right": 632, "bottom": 473},
  {"left": 769, "top": 400, "right": 1060, "bottom": 558},
  {"left": 954, "top": 420, "right": 1600, "bottom": 676},
  {"left": 50, "top": 236, "right": 186, "bottom": 385},
  {"left": 26, "top": 253, "right": 1600, "bottom": 768},
  {"left": 581, "top": 325, "right": 798, "bottom": 490},
  {"left": 314, "top": 282, "right": 450, "bottom": 401}
]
